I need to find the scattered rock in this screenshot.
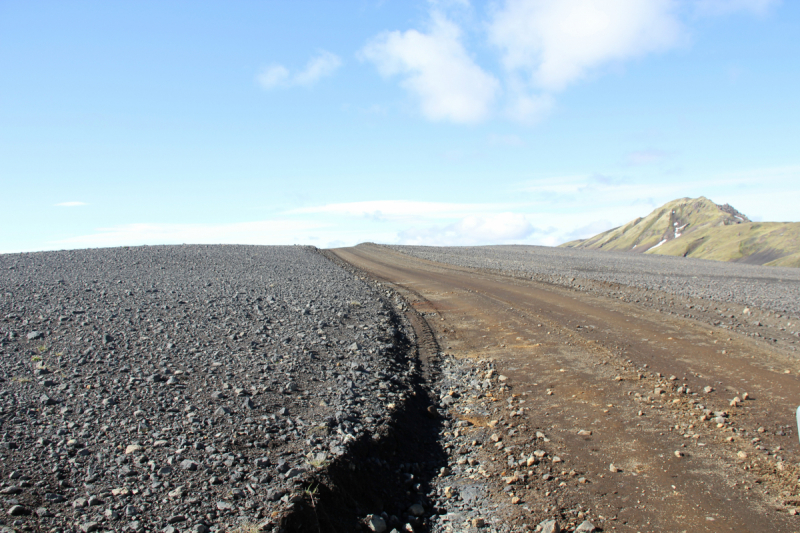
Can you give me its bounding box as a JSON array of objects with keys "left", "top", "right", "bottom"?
[
  {"left": 539, "top": 519, "right": 561, "bottom": 533},
  {"left": 7, "top": 505, "right": 27, "bottom": 516},
  {"left": 366, "top": 514, "right": 387, "bottom": 533}
]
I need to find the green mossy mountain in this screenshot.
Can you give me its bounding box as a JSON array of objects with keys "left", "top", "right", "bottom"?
[{"left": 560, "top": 197, "right": 800, "bottom": 267}]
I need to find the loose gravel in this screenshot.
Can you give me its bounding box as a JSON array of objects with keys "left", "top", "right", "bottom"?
[
  {"left": 388, "top": 245, "right": 800, "bottom": 316},
  {"left": 0, "top": 245, "right": 417, "bottom": 532}
]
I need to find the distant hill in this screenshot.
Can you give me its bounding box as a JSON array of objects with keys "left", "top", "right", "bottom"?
[{"left": 560, "top": 197, "right": 800, "bottom": 267}]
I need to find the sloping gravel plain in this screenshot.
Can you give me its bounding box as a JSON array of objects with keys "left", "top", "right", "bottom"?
[
  {"left": 0, "top": 245, "right": 419, "bottom": 532},
  {"left": 388, "top": 245, "right": 800, "bottom": 316}
]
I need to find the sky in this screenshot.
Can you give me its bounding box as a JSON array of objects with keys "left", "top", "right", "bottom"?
[{"left": 1, "top": 0, "right": 799, "bottom": 253}]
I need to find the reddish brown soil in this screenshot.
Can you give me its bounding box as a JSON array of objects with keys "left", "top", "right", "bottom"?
[{"left": 333, "top": 244, "right": 800, "bottom": 532}]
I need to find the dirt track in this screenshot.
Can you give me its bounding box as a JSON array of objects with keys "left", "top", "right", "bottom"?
[{"left": 332, "top": 244, "right": 800, "bottom": 532}]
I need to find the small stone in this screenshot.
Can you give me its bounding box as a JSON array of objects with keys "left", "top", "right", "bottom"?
[
  {"left": 125, "top": 444, "right": 143, "bottom": 454},
  {"left": 366, "top": 514, "right": 387, "bottom": 533},
  {"left": 167, "top": 515, "right": 186, "bottom": 524},
  {"left": 539, "top": 519, "right": 560, "bottom": 533},
  {"left": 214, "top": 407, "right": 231, "bottom": 416},
  {"left": 609, "top": 464, "right": 620, "bottom": 473},
  {"left": 577, "top": 429, "right": 592, "bottom": 436},
  {"left": 216, "top": 501, "right": 233, "bottom": 511},
  {"left": 284, "top": 467, "right": 303, "bottom": 479},
  {"left": 180, "top": 460, "right": 199, "bottom": 471},
  {"left": 511, "top": 496, "right": 521, "bottom": 504},
  {"left": 574, "top": 521, "right": 596, "bottom": 533},
  {"left": 79, "top": 522, "right": 99, "bottom": 533},
  {"left": 704, "top": 386, "right": 714, "bottom": 393},
  {"left": 40, "top": 394, "right": 58, "bottom": 406},
  {"left": 408, "top": 503, "right": 424, "bottom": 517},
  {"left": 36, "top": 507, "right": 54, "bottom": 517},
  {"left": 742, "top": 392, "right": 749, "bottom": 400},
  {"left": 193, "top": 526, "right": 210, "bottom": 533},
  {"left": 471, "top": 518, "right": 485, "bottom": 527},
  {"left": 7, "top": 505, "right": 27, "bottom": 516},
  {"left": 674, "top": 450, "right": 684, "bottom": 458},
  {"left": 242, "top": 398, "right": 255, "bottom": 410},
  {"left": 737, "top": 451, "right": 748, "bottom": 460},
  {"left": 26, "top": 331, "right": 43, "bottom": 340}
]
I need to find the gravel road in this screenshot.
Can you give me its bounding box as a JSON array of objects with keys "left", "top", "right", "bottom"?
[
  {"left": 388, "top": 245, "right": 800, "bottom": 316},
  {"left": 0, "top": 245, "right": 415, "bottom": 532},
  {"left": 337, "top": 244, "right": 800, "bottom": 532}
]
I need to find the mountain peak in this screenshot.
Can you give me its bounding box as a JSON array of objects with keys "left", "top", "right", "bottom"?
[{"left": 561, "top": 197, "right": 799, "bottom": 267}]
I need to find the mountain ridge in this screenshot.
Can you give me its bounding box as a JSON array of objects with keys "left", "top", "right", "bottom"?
[{"left": 560, "top": 196, "right": 800, "bottom": 267}]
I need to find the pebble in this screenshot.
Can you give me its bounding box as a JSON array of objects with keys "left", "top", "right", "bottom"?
[
  {"left": 366, "top": 514, "right": 388, "bottom": 532},
  {"left": 7, "top": 505, "right": 27, "bottom": 516},
  {"left": 539, "top": 519, "right": 561, "bottom": 533}
]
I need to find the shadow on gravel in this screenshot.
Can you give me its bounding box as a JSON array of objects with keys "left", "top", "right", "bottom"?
[
  {"left": 280, "top": 250, "right": 448, "bottom": 532},
  {"left": 281, "top": 387, "right": 446, "bottom": 532}
]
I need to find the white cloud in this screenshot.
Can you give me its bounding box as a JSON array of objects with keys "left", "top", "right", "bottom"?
[
  {"left": 52, "top": 219, "right": 328, "bottom": 249},
  {"left": 360, "top": 12, "right": 500, "bottom": 123},
  {"left": 293, "top": 51, "right": 342, "bottom": 85},
  {"left": 291, "top": 200, "right": 514, "bottom": 219},
  {"left": 489, "top": 0, "right": 685, "bottom": 92},
  {"left": 258, "top": 50, "right": 341, "bottom": 89},
  {"left": 257, "top": 65, "right": 290, "bottom": 88},
  {"left": 55, "top": 201, "right": 87, "bottom": 207},
  {"left": 506, "top": 88, "right": 554, "bottom": 123},
  {"left": 399, "top": 212, "right": 538, "bottom": 246}
]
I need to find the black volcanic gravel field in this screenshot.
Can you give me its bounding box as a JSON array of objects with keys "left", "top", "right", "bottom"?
[
  {"left": 0, "top": 245, "right": 422, "bottom": 532},
  {"left": 388, "top": 244, "right": 800, "bottom": 316}
]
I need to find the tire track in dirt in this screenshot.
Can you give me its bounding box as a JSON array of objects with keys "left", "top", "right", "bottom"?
[{"left": 332, "top": 244, "right": 800, "bottom": 532}]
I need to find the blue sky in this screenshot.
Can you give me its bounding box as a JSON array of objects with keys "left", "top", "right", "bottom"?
[{"left": 2, "top": 0, "right": 798, "bottom": 253}]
